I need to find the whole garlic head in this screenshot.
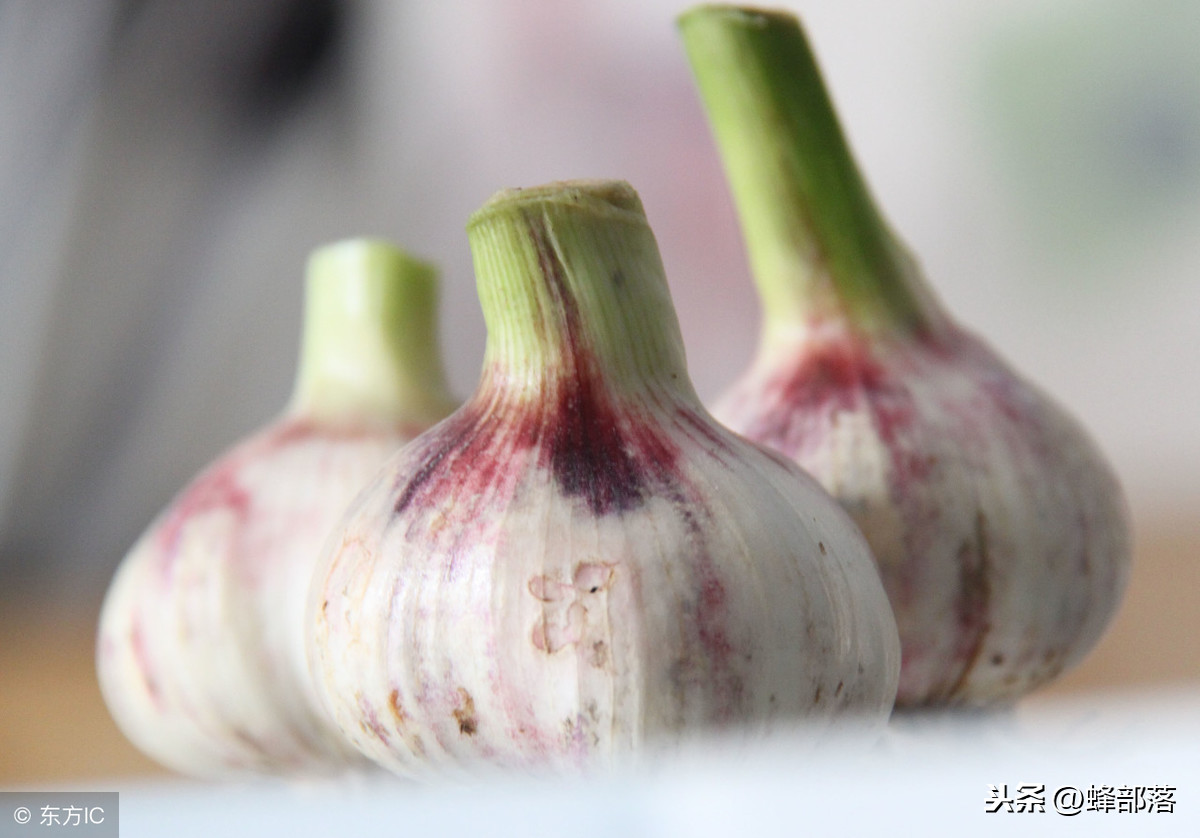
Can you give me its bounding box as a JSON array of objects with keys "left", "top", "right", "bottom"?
[
  {"left": 96, "top": 240, "right": 457, "bottom": 776},
  {"left": 307, "top": 181, "right": 900, "bottom": 776},
  {"left": 680, "top": 6, "right": 1131, "bottom": 707}
]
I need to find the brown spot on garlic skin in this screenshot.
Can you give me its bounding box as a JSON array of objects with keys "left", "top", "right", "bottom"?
[
  {"left": 452, "top": 688, "right": 477, "bottom": 736},
  {"left": 563, "top": 712, "right": 601, "bottom": 755},
  {"left": 589, "top": 640, "right": 609, "bottom": 669},
  {"left": 388, "top": 689, "right": 408, "bottom": 727}
]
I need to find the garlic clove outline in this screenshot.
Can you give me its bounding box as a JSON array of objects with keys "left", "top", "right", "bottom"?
[
  {"left": 96, "top": 239, "right": 458, "bottom": 777},
  {"left": 679, "top": 5, "right": 1131, "bottom": 707},
  {"left": 307, "top": 180, "right": 900, "bottom": 777}
]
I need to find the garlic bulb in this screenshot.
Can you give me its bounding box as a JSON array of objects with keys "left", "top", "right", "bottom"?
[
  {"left": 680, "top": 6, "right": 1131, "bottom": 707},
  {"left": 308, "top": 180, "right": 899, "bottom": 776},
  {"left": 97, "top": 240, "right": 457, "bottom": 776}
]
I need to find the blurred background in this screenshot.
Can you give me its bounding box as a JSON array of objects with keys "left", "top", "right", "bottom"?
[{"left": 1, "top": 0, "right": 1197, "bottom": 783}]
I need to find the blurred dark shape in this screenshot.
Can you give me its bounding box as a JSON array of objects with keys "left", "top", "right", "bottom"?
[
  {"left": 248, "top": 0, "right": 345, "bottom": 122},
  {"left": 109, "top": 0, "right": 346, "bottom": 132},
  {"left": 0, "top": 0, "right": 350, "bottom": 603}
]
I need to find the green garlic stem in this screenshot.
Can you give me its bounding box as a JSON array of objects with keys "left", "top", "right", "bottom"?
[
  {"left": 467, "top": 180, "right": 697, "bottom": 400},
  {"left": 679, "top": 5, "right": 943, "bottom": 341},
  {"left": 290, "top": 238, "right": 456, "bottom": 427}
]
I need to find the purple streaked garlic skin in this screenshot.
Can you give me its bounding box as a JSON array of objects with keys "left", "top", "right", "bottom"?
[
  {"left": 714, "top": 322, "right": 1129, "bottom": 706},
  {"left": 307, "top": 181, "right": 900, "bottom": 776},
  {"left": 96, "top": 240, "right": 456, "bottom": 777},
  {"left": 98, "top": 421, "right": 414, "bottom": 776},
  {"left": 680, "top": 6, "right": 1131, "bottom": 708}
]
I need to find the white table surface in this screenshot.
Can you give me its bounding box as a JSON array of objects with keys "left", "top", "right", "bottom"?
[{"left": 15, "top": 685, "right": 1199, "bottom": 837}]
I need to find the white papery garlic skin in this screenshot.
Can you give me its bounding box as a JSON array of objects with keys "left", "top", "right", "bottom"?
[
  {"left": 681, "top": 6, "right": 1131, "bottom": 707},
  {"left": 308, "top": 181, "right": 900, "bottom": 776},
  {"left": 96, "top": 240, "right": 456, "bottom": 776}
]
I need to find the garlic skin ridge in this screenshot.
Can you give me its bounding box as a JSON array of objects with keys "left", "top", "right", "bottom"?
[
  {"left": 680, "top": 6, "right": 1131, "bottom": 707},
  {"left": 307, "top": 180, "right": 900, "bottom": 776},
  {"left": 96, "top": 240, "right": 457, "bottom": 777}
]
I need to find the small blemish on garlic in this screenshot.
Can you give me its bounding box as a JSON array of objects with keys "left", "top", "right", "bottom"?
[
  {"left": 388, "top": 689, "right": 408, "bottom": 727},
  {"left": 589, "top": 640, "right": 609, "bottom": 669},
  {"left": 453, "top": 688, "right": 478, "bottom": 736}
]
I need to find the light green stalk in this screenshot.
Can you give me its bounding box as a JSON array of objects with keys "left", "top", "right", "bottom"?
[
  {"left": 466, "top": 180, "right": 697, "bottom": 400},
  {"left": 290, "top": 239, "right": 456, "bottom": 426},
  {"left": 679, "top": 5, "right": 945, "bottom": 344}
]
